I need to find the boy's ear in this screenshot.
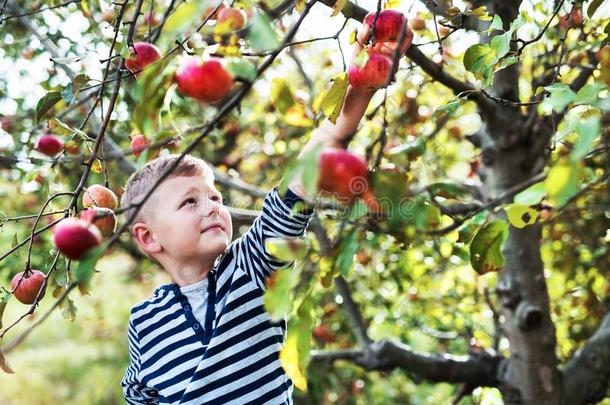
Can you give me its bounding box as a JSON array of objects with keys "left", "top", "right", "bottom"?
[{"left": 132, "top": 222, "right": 162, "bottom": 255}]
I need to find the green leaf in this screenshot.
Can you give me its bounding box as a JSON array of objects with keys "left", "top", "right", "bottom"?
[
  {"left": 490, "top": 32, "right": 510, "bottom": 59},
  {"left": 494, "top": 55, "right": 519, "bottom": 72},
  {"left": 514, "top": 182, "right": 546, "bottom": 205},
  {"left": 73, "top": 245, "right": 106, "bottom": 287},
  {"left": 488, "top": 15, "right": 504, "bottom": 32},
  {"left": 457, "top": 213, "right": 487, "bottom": 244},
  {"left": 163, "top": 3, "right": 206, "bottom": 37},
  {"left": 47, "top": 117, "right": 87, "bottom": 140},
  {"left": 412, "top": 198, "right": 441, "bottom": 231},
  {"left": 336, "top": 229, "right": 358, "bottom": 277},
  {"left": 433, "top": 97, "right": 464, "bottom": 118},
  {"left": 370, "top": 168, "right": 410, "bottom": 227},
  {"left": 59, "top": 296, "right": 77, "bottom": 321},
  {"left": 35, "top": 91, "right": 62, "bottom": 123},
  {"left": 247, "top": 13, "right": 280, "bottom": 51},
  {"left": 265, "top": 237, "right": 309, "bottom": 262},
  {"left": 320, "top": 73, "right": 349, "bottom": 124},
  {"left": 544, "top": 83, "right": 575, "bottom": 112},
  {"left": 587, "top": 0, "right": 604, "bottom": 18},
  {"left": 463, "top": 44, "right": 496, "bottom": 77},
  {"left": 133, "top": 60, "right": 168, "bottom": 135},
  {"left": 226, "top": 59, "right": 257, "bottom": 82},
  {"left": 545, "top": 158, "right": 583, "bottom": 206},
  {"left": 572, "top": 115, "right": 601, "bottom": 161},
  {"left": 469, "top": 220, "right": 509, "bottom": 275},
  {"left": 573, "top": 83, "right": 604, "bottom": 106},
  {"left": 61, "top": 84, "right": 75, "bottom": 104},
  {"left": 71, "top": 73, "right": 91, "bottom": 95},
  {"left": 507, "top": 14, "right": 525, "bottom": 35},
  {"left": 385, "top": 137, "right": 426, "bottom": 165},
  {"left": 263, "top": 267, "right": 300, "bottom": 321},
  {"left": 427, "top": 182, "right": 470, "bottom": 199},
  {"left": 0, "top": 288, "right": 11, "bottom": 330},
  {"left": 504, "top": 204, "right": 539, "bottom": 229},
  {"left": 270, "top": 78, "right": 295, "bottom": 115},
  {"left": 279, "top": 143, "right": 323, "bottom": 197}
]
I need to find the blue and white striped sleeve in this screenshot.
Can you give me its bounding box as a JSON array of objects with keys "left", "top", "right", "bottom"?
[
  {"left": 121, "top": 318, "right": 159, "bottom": 404},
  {"left": 232, "top": 185, "right": 314, "bottom": 290}
]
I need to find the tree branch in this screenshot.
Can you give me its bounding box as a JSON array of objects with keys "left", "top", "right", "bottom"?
[
  {"left": 311, "top": 338, "right": 504, "bottom": 387},
  {"left": 562, "top": 302, "right": 610, "bottom": 404}
]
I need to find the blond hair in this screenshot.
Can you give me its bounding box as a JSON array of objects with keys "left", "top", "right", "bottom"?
[{"left": 120, "top": 154, "right": 214, "bottom": 229}]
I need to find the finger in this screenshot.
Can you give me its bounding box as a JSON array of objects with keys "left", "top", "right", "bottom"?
[{"left": 357, "top": 24, "right": 371, "bottom": 45}]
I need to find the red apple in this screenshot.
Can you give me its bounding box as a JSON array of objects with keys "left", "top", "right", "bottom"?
[
  {"left": 364, "top": 9, "right": 407, "bottom": 42},
  {"left": 82, "top": 184, "right": 119, "bottom": 210},
  {"left": 317, "top": 148, "right": 379, "bottom": 210},
  {"left": 143, "top": 12, "right": 159, "bottom": 26},
  {"left": 53, "top": 218, "right": 102, "bottom": 260},
  {"left": 348, "top": 53, "right": 393, "bottom": 89},
  {"left": 312, "top": 324, "right": 336, "bottom": 344},
  {"left": 0, "top": 116, "right": 14, "bottom": 132},
  {"left": 217, "top": 7, "right": 245, "bottom": 30},
  {"left": 125, "top": 42, "right": 162, "bottom": 75},
  {"left": 80, "top": 207, "right": 116, "bottom": 237},
  {"left": 204, "top": 3, "right": 226, "bottom": 20},
  {"left": 35, "top": 134, "right": 64, "bottom": 157},
  {"left": 559, "top": 8, "right": 583, "bottom": 30},
  {"left": 175, "top": 57, "right": 234, "bottom": 103},
  {"left": 130, "top": 134, "right": 151, "bottom": 157},
  {"left": 11, "top": 270, "right": 46, "bottom": 305}
]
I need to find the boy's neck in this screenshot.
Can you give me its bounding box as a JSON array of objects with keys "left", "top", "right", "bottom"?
[{"left": 170, "top": 269, "right": 210, "bottom": 287}]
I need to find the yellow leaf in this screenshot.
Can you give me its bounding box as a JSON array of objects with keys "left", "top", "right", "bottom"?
[
  {"left": 265, "top": 237, "right": 309, "bottom": 261},
  {"left": 279, "top": 334, "right": 307, "bottom": 391},
  {"left": 270, "top": 78, "right": 296, "bottom": 115},
  {"left": 320, "top": 73, "right": 349, "bottom": 124},
  {"left": 384, "top": 0, "right": 400, "bottom": 9},
  {"left": 91, "top": 159, "right": 103, "bottom": 174},
  {"left": 295, "top": 0, "right": 306, "bottom": 11},
  {"left": 0, "top": 350, "right": 15, "bottom": 374},
  {"left": 284, "top": 104, "right": 313, "bottom": 127},
  {"left": 504, "top": 204, "right": 539, "bottom": 229},
  {"left": 331, "top": 0, "right": 347, "bottom": 16},
  {"left": 349, "top": 29, "right": 358, "bottom": 45}
]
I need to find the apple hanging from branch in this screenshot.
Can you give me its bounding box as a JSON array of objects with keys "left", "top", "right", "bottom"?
[
  {"left": 174, "top": 57, "right": 234, "bottom": 103},
  {"left": 82, "top": 184, "right": 119, "bottom": 210},
  {"left": 317, "top": 148, "right": 380, "bottom": 211},
  {"left": 11, "top": 270, "right": 46, "bottom": 305},
  {"left": 53, "top": 218, "right": 102, "bottom": 260},
  {"left": 130, "top": 134, "right": 151, "bottom": 158},
  {"left": 35, "top": 134, "right": 64, "bottom": 157},
  {"left": 79, "top": 207, "right": 117, "bottom": 237},
  {"left": 125, "top": 42, "right": 162, "bottom": 76}
]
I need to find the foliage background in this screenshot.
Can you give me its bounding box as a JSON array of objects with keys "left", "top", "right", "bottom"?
[{"left": 0, "top": 0, "right": 609, "bottom": 404}]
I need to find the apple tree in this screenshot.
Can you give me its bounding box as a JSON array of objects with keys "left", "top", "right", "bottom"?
[{"left": 0, "top": 0, "right": 608, "bottom": 403}]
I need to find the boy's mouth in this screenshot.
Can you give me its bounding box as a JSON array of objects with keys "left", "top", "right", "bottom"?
[{"left": 202, "top": 223, "right": 224, "bottom": 233}]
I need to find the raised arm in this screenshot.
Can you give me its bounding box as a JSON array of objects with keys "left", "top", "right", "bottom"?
[{"left": 288, "top": 18, "right": 411, "bottom": 202}]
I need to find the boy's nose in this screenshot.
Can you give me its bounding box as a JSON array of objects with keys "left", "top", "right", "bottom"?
[{"left": 198, "top": 200, "right": 220, "bottom": 217}]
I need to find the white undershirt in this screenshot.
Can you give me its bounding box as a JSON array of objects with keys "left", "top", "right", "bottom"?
[{"left": 180, "top": 277, "right": 208, "bottom": 327}]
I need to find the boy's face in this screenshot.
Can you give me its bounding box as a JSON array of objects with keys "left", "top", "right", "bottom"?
[{"left": 137, "top": 174, "right": 233, "bottom": 265}]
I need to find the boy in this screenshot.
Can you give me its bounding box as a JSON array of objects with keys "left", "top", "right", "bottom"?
[{"left": 120, "top": 25, "right": 407, "bottom": 404}]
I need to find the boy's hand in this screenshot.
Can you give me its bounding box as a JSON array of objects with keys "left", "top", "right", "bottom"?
[{"left": 356, "top": 21, "right": 413, "bottom": 58}]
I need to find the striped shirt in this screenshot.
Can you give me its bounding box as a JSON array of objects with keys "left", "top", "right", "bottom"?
[{"left": 121, "top": 186, "right": 314, "bottom": 404}]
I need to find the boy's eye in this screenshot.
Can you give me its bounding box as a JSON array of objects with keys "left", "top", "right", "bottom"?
[
  {"left": 212, "top": 195, "right": 223, "bottom": 203},
  {"left": 182, "top": 198, "right": 196, "bottom": 206}
]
